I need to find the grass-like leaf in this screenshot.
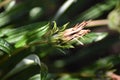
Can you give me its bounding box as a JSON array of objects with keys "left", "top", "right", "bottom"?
[
  {"left": 2, "top": 54, "right": 48, "bottom": 80},
  {"left": 0, "top": 38, "right": 13, "bottom": 56},
  {"left": 4, "top": 22, "right": 49, "bottom": 48},
  {"left": 79, "top": 32, "right": 108, "bottom": 44}
]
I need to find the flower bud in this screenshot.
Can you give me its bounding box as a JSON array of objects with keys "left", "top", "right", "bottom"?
[{"left": 51, "top": 21, "right": 90, "bottom": 48}]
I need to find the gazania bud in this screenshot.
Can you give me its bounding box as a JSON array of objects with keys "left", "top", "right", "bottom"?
[
  {"left": 51, "top": 21, "right": 90, "bottom": 48},
  {"left": 62, "top": 21, "right": 90, "bottom": 42}
]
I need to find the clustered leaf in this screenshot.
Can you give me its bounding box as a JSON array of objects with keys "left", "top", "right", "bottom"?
[
  {"left": 0, "top": 22, "right": 49, "bottom": 48},
  {"left": 0, "top": 38, "right": 13, "bottom": 56}
]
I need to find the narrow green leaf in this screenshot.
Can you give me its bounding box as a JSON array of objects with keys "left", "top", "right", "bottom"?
[
  {"left": 2, "top": 22, "right": 49, "bottom": 48},
  {"left": 52, "top": 21, "right": 59, "bottom": 34},
  {"left": 14, "top": 35, "right": 27, "bottom": 48},
  {"left": 60, "top": 22, "right": 69, "bottom": 31},
  {"left": 27, "top": 25, "right": 49, "bottom": 45},
  {"left": 0, "top": 27, "right": 13, "bottom": 37},
  {"left": 2, "top": 54, "right": 48, "bottom": 80},
  {"left": 28, "top": 74, "right": 40, "bottom": 80},
  {"left": 14, "top": 23, "right": 49, "bottom": 48},
  {"left": 6, "top": 32, "right": 28, "bottom": 43},
  {"left": 6, "top": 22, "right": 48, "bottom": 36},
  {"left": 0, "top": 38, "right": 13, "bottom": 55},
  {"left": 79, "top": 32, "right": 108, "bottom": 44}
]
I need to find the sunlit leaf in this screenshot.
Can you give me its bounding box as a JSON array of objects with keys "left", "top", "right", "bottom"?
[
  {"left": 2, "top": 54, "right": 48, "bottom": 80},
  {"left": 28, "top": 74, "right": 40, "bottom": 80},
  {"left": 79, "top": 32, "right": 108, "bottom": 44}
]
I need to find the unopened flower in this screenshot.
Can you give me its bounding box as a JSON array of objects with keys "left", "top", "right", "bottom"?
[{"left": 62, "top": 21, "right": 90, "bottom": 42}]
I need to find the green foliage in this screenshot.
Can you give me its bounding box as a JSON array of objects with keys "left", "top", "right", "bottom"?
[
  {"left": 28, "top": 74, "right": 41, "bottom": 80},
  {"left": 0, "top": 0, "right": 119, "bottom": 80},
  {"left": 0, "top": 38, "right": 13, "bottom": 56},
  {"left": 79, "top": 32, "right": 108, "bottom": 44}
]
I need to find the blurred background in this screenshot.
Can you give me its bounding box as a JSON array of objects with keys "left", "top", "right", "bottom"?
[{"left": 0, "top": 0, "right": 120, "bottom": 80}]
